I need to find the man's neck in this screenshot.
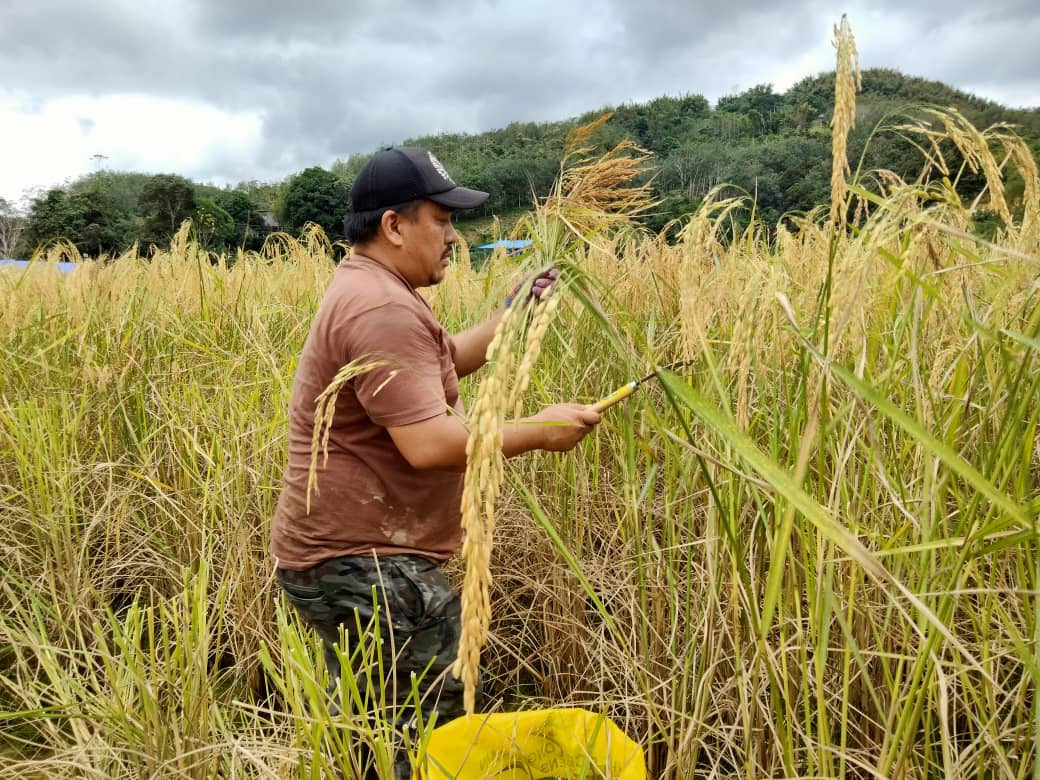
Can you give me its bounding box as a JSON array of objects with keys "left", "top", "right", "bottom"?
[{"left": 351, "top": 246, "right": 415, "bottom": 289}]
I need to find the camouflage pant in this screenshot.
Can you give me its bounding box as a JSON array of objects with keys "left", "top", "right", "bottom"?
[{"left": 276, "top": 554, "right": 468, "bottom": 777}]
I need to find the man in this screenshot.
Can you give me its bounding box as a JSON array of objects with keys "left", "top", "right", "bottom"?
[{"left": 269, "top": 146, "right": 601, "bottom": 777}]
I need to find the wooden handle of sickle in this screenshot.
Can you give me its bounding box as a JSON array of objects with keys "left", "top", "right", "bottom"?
[{"left": 593, "top": 381, "right": 639, "bottom": 412}]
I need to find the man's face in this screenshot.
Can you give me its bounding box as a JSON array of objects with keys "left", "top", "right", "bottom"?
[{"left": 397, "top": 200, "right": 458, "bottom": 287}]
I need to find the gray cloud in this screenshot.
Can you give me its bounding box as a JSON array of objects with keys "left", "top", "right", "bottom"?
[
  {"left": 611, "top": 0, "right": 817, "bottom": 56},
  {"left": 1, "top": 0, "right": 1038, "bottom": 191}
]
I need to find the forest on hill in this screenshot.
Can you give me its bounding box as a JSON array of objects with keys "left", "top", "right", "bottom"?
[{"left": 6, "top": 68, "right": 1039, "bottom": 258}]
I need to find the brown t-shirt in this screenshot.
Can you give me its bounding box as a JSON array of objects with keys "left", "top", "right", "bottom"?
[{"left": 270, "top": 253, "right": 464, "bottom": 570}]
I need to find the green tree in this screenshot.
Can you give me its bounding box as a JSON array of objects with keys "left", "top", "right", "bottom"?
[
  {"left": 71, "top": 171, "right": 151, "bottom": 216},
  {"left": 330, "top": 153, "right": 372, "bottom": 188},
  {"left": 140, "top": 174, "right": 196, "bottom": 245},
  {"left": 235, "top": 180, "right": 283, "bottom": 214},
  {"left": 19, "top": 189, "right": 71, "bottom": 254},
  {"left": 18, "top": 187, "right": 130, "bottom": 258},
  {"left": 716, "top": 84, "right": 786, "bottom": 136},
  {"left": 214, "top": 190, "right": 266, "bottom": 250},
  {"left": 1, "top": 197, "right": 27, "bottom": 258},
  {"left": 72, "top": 189, "right": 129, "bottom": 257},
  {"left": 194, "top": 197, "right": 236, "bottom": 251},
  {"left": 280, "top": 167, "right": 349, "bottom": 239},
  {"left": 641, "top": 192, "right": 700, "bottom": 237}
]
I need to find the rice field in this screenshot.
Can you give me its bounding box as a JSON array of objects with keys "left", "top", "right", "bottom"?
[{"left": 2, "top": 27, "right": 1039, "bottom": 780}]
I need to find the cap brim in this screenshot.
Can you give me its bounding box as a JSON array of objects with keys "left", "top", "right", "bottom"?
[{"left": 427, "top": 186, "right": 489, "bottom": 210}]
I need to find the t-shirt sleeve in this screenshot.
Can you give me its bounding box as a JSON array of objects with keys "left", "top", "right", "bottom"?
[{"left": 344, "top": 302, "right": 451, "bottom": 427}]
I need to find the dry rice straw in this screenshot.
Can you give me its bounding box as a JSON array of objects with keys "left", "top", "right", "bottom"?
[{"left": 307, "top": 358, "right": 389, "bottom": 514}]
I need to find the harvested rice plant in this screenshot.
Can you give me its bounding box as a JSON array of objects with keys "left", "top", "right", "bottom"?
[{"left": 2, "top": 20, "right": 1038, "bottom": 780}]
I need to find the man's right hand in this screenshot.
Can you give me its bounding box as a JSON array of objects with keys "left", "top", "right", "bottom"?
[
  {"left": 388, "top": 402, "right": 602, "bottom": 471},
  {"left": 528, "top": 403, "right": 602, "bottom": 452}
]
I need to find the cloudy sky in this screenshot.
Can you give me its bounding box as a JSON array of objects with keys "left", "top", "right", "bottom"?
[{"left": 2, "top": 0, "right": 1038, "bottom": 205}]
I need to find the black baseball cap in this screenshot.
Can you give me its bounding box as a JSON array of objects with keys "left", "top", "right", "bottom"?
[{"left": 350, "top": 146, "right": 489, "bottom": 214}]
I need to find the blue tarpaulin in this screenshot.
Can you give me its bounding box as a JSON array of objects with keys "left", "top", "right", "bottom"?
[
  {"left": 0, "top": 259, "right": 79, "bottom": 273},
  {"left": 474, "top": 240, "right": 531, "bottom": 251}
]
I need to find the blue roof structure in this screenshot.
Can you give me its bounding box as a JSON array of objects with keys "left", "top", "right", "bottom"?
[
  {"left": 0, "top": 259, "right": 79, "bottom": 273},
  {"left": 474, "top": 240, "right": 532, "bottom": 251}
]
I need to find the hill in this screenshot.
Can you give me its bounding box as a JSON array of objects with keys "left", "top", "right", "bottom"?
[
  {"left": 13, "top": 69, "right": 1040, "bottom": 256},
  {"left": 369, "top": 68, "right": 1038, "bottom": 236}
]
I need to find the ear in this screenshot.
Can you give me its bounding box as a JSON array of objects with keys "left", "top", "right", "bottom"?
[{"left": 380, "top": 209, "right": 406, "bottom": 248}]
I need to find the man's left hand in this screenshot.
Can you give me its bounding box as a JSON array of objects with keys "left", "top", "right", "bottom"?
[{"left": 506, "top": 267, "right": 560, "bottom": 308}]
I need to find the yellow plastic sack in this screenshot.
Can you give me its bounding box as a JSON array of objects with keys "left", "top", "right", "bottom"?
[{"left": 421, "top": 708, "right": 646, "bottom": 779}]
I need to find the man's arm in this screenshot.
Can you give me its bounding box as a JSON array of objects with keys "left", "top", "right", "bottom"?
[
  {"left": 450, "top": 309, "right": 503, "bottom": 378},
  {"left": 451, "top": 268, "right": 560, "bottom": 378},
  {"left": 387, "top": 403, "right": 602, "bottom": 471}
]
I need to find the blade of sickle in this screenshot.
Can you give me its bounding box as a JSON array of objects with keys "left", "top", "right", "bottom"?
[{"left": 593, "top": 361, "right": 690, "bottom": 412}]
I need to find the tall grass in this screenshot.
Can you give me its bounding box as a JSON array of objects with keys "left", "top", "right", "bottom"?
[{"left": 2, "top": 78, "right": 1039, "bottom": 780}]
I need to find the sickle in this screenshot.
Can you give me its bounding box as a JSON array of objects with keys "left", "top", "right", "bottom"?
[{"left": 593, "top": 361, "right": 690, "bottom": 412}]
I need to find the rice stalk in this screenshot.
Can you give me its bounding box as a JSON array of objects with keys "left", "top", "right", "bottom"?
[
  {"left": 830, "top": 15, "right": 862, "bottom": 226},
  {"left": 509, "top": 283, "right": 564, "bottom": 421},
  {"left": 453, "top": 302, "right": 523, "bottom": 713},
  {"left": 451, "top": 123, "right": 659, "bottom": 715}
]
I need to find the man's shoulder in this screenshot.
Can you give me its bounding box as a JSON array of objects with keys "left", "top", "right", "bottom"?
[{"left": 326, "top": 260, "right": 421, "bottom": 318}]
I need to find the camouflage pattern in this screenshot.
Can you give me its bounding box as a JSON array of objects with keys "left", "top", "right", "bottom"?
[{"left": 276, "top": 554, "right": 472, "bottom": 779}]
